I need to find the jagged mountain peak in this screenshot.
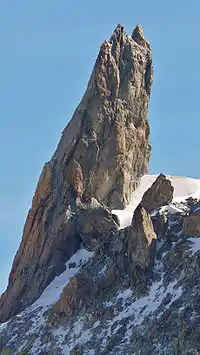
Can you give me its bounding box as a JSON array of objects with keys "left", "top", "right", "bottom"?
[
  {"left": 111, "top": 23, "right": 125, "bottom": 35},
  {"left": 111, "top": 23, "right": 146, "bottom": 43},
  {"left": 0, "top": 23, "right": 153, "bottom": 324},
  {"left": 2, "top": 22, "right": 200, "bottom": 355},
  {"left": 132, "top": 24, "right": 145, "bottom": 43}
]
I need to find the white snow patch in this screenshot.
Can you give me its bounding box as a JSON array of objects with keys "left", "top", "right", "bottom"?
[
  {"left": 115, "top": 289, "right": 132, "bottom": 302},
  {"left": 189, "top": 237, "right": 200, "bottom": 254},
  {"left": 132, "top": 279, "right": 182, "bottom": 323},
  {"left": 98, "top": 264, "right": 107, "bottom": 275},
  {"left": 5, "top": 248, "right": 93, "bottom": 354},
  {"left": 65, "top": 205, "right": 74, "bottom": 221},
  {"left": 0, "top": 321, "right": 8, "bottom": 331},
  {"left": 193, "top": 206, "right": 200, "bottom": 213},
  {"left": 29, "top": 248, "right": 93, "bottom": 313},
  {"left": 99, "top": 277, "right": 182, "bottom": 349},
  {"left": 113, "top": 175, "right": 158, "bottom": 228},
  {"left": 171, "top": 176, "right": 200, "bottom": 202},
  {"left": 52, "top": 318, "right": 94, "bottom": 354},
  {"left": 159, "top": 205, "right": 183, "bottom": 215},
  {"left": 113, "top": 175, "right": 200, "bottom": 229}
]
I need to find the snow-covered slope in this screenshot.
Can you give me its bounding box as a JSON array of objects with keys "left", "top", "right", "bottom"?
[
  {"left": 1, "top": 175, "right": 200, "bottom": 355},
  {"left": 0, "top": 249, "right": 93, "bottom": 353},
  {"left": 113, "top": 175, "right": 200, "bottom": 229}
]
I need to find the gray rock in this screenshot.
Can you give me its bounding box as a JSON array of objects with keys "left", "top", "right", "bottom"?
[{"left": 75, "top": 204, "right": 118, "bottom": 250}]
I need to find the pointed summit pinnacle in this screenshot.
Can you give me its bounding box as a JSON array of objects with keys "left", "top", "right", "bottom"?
[
  {"left": 132, "top": 24, "right": 145, "bottom": 45},
  {"left": 113, "top": 23, "right": 125, "bottom": 34},
  {"left": 0, "top": 22, "right": 153, "bottom": 323},
  {"left": 110, "top": 23, "right": 125, "bottom": 43}
]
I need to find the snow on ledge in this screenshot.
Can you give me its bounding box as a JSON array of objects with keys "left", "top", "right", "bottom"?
[
  {"left": 30, "top": 248, "right": 93, "bottom": 311},
  {"left": 113, "top": 174, "right": 200, "bottom": 229}
]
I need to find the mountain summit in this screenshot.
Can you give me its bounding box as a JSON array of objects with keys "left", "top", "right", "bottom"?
[
  {"left": 0, "top": 24, "right": 153, "bottom": 324},
  {"left": 1, "top": 24, "right": 200, "bottom": 355}
]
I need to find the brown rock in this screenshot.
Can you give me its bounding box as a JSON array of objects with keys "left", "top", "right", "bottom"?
[
  {"left": 64, "top": 159, "right": 84, "bottom": 199},
  {"left": 109, "top": 203, "right": 157, "bottom": 277},
  {"left": 183, "top": 210, "right": 200, "bottom": 236},
  {"left": 142, "top": 174, "right": 174, "bottom": 212},
  {"left": 51, "top": 273, "right": 95, "bottom": 318},
  {"left": 132, "top": 24, "right": 147, "bottom": 46},
  {"left": 128, "top": 203, "right": 157, "bottom": 274},
  {"left": 0, "top": 24, "right": 153, "bottom": 323},
  {"left": 168, "top": 241, "right": 188, "bottom": 267},
  {"left": 50, "top": 259, "right": 117, "bottom": 319}
]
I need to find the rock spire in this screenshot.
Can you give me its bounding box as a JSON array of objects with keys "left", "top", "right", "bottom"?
[{"left": 0, "top": 24, "right": 153, "bottom": 323}]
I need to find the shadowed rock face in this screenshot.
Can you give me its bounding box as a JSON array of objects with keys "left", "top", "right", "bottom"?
[
  {"left": 183, "top": 210, "right": 200, "bottom": 236},
  {"left": 0, "top": 24, "right": 153, "bottom": 323}
]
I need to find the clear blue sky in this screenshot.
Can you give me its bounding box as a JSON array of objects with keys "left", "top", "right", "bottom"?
[{"left": 1, "top": 0, "right": 200, "bottom": 293}]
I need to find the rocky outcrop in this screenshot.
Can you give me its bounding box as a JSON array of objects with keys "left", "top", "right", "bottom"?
[
  {"left": 128, "top": 203, "right": 157, "bottom": 275},
  {"left": 76, "top": 204, "right": 118, "bottom": 250},
  {"left": 142, "top": 173, "right": 174, "bottom": 212},
  {"left": 0, "top": 24, "right": 153, "bottom": 323},
  {"left": 49, "top": 203, "right": 156, "bottom": 320},
  {"left": 2, "top": 196, "right": 200, "bottom": 354},
  {"left": 183, "top": 210, "right": 200, "bottom": 236}
]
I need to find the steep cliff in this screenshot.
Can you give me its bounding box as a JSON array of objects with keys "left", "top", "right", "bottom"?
[{"left": 0, "top": 24, "right": 153, "bottom": 323}]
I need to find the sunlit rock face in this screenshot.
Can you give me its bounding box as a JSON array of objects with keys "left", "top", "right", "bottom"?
[
  {"left": 0, "top": 24, "right": 153, "bottom": 323},
  {"left": 142, "top": 173, "right": 174, "bottom": 212}
]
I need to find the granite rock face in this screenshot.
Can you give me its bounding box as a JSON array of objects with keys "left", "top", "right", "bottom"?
[
  {"left": 0, "top": 24, "right": 153, "bottom": 323},
  {"left": 142, "top": 173, "right": 174, "bottom": 212}
]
